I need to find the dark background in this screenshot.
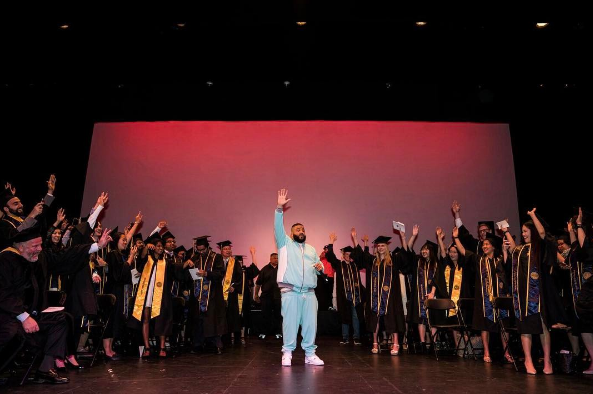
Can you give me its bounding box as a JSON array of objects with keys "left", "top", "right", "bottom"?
[{"left": 1, "top": 4, "right": 590, "bottom": 235}]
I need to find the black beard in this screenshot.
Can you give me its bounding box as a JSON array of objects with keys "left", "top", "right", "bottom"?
[
  {"left": 8, "top": 207, "right": 23, "bottom": 216},
  {"left": 293, "top": 234, "right": 306, "bottom": 243}
]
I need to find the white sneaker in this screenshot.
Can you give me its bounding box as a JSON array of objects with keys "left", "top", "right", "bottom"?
[
  {"left": 282, "top": 352, "right": 292, "bottom": 367},
  {"left": 259, "top": 334, "right": 266, "bottom": 339},
  {"left": 305, "top": 355, "right": 324, "bottom": 366}
]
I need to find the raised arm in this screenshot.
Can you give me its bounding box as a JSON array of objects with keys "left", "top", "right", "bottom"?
[
  {"left": 500, "top": 218, "right": 516, "bottom": 250},
  {"left": 407, "top": 224, "right": 419, "bottom": 250},
  {"left": 326, "top": 232, "right": 341, "bottom": 269},
  {"left": 436, "top": 227, "right": 447, "bottom": 258},
  {"left": 275, "top": 189, "right": 291, "bottom": 248},
  {"left": 576, "top": 207, "right": 586, "bottom": 248},
  {"left": 399, "top": 226, "right": 408, "bottom": 252},
  {"left": 452, "top": 226, "right": 466, "bottom": 256},
  {"left": 125, "top": 211, "right": 143, "bottom": 245},
  {"left": 527, "top": 208, "right": 546, "bottom": 240}
]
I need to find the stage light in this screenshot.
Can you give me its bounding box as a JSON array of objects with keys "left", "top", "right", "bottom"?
[
  {"left": 296, "top": 22, "right": 306, "bottom": 26},
  {"left": 415, "top": 21, "right": 427, "bottom": 27},
  {"left": 536, "top": 22, "right": 549, "bottom": 28},
  {"left": 176, "top": 23, "right": 186, "bottom": 28},
  {"left": 284, "top": 81, "right": 291, "bottom": 88},
  {"left": 59, "top": 24, "right": 69, "bottom": 30},
  {"left": 206, "top": 81, "right": 213, "bottom": 87}
]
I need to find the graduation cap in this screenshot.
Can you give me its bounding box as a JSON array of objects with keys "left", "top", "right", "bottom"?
[
  {"left": 161, "top": 231, "right": 175, "bottom": 242},
  {"left": 193, "top": 235, "right": 211, "bottom": 247},
  {"left": 373, "top": 236, "right": 391, "bottom": 244},
  {"left": 10, "top": 226, "right": 42, "bottom": 243},
  {"left": 477, "top": 221, "right": 495, "bottom": 232},
  {"left": 421, "top": 240, "right": 438, "bottom": 252},
  {"left": 340, "top": 246, "right": 354, "bottom": 253},
  {"left": 484, "top": 232, "right": 503, "bottom": 250},
  {"left": 145, "top": 233, "right": 163, "bottom": 245},
  {"left": 216, "top": 240, "right": 232, "bottom": 249},
  {"left": 132, "top": 233, "right": 144, "bottom": 242},
  {"left": 174, "top": 245, "right": 187, "bottom": 255},
  {"left": 0, "top": 190, "right": 18, "bottom": 207},
  {"left": 393, "top": 246, "right": 402, "bottom": 254}
]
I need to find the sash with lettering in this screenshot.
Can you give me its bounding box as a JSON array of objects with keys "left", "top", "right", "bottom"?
[
  {"left": 194, "top": 251, "right": 215, "bottom": 312},
  {"left": 512, "top": 244, "right": 540, "bottom": 320},
  {"left": 133, "top": 255, "right": 166, "bottom": 320},
  {"left": 342, "top": 261, "right": 362, "bottom": 307},
  {"left": 371, "top": 258, "right": 392, "bottom": 316}
]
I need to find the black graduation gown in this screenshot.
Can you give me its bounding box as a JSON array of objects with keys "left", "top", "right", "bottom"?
[
  {"left": 104, "top": 249, "right": 132, "bottom": 338},
  {"left": 432, "top": 254, "right": 474, "bottom": 325},
  {"left": 352, "top": 245, "right": 409, "bottom": 335},
  {"left": 223, "top": 257, "right": 244, "bottom": 333},
  {"left": 0, "top": 243, "right": 93, "bottom": 347},
  {"left": 240, "top": 264, "right": 260, "bottom": 329},
  {"left": 465, "top": 251, "right": 507, "bottom": 332},
  {"left": 326, "top": 245, "right": 365, "bottom": 326},
  {"left": 186, "top": 250, "right": 227, "bottom": 338},
  {"left": 408, "top": 251, "right": 438, "bottom": 325},
  {"left": 128, "top": 252, "right": 185, "bottom": 336}
]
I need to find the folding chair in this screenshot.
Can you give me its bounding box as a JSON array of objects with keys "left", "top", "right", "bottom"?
[
  {"left": 457, "top": 298, "right": 479, "bottom": 360},
  {"left": 425, "top": 298, "right": 472, "bottom": 361},
  {"left": 0, "top": 333, "right": 42, "bottom": 386},
  {"left": 492, "top": 296, "right": 519, "bottom": 371},
  {"left": 89, "top": 294, "right": 116, "bottom": 367},
  {"left": 170, "top": 296, "right": 186, "bottom": 352}
]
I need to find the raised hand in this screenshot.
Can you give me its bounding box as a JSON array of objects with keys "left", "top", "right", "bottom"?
[
  {"left": 577, "top": 207, "right": 583, "bottom": 225},
  {"left": 329, "top": 232, "right": 337, "bottom": 244},
  {"left": 158, "top": 220, "right": 167, "bottom": 229},
  {"left": 412, "top": 225, "right": 419, "bottom": 237},
  {"left": 452, "top": 227, "right": 459, "bottom": 239},
  {"left": 56, "top": 208, "right": 66, "bottom": 223},
  {"left": 277, "top": 189, "right": 291, "bottom": 207},
  {"left": 135, "top": 211, "right": 143, "bottom": 224},
  {"left": 47, "top": 174, "right": 56, "bottom": 194},
  {"left": 501, "top": 218, "right": 510, "bottom": 233},
  {"left": 361, "top": 234, "right": 369, "bottom": 243},
  {"left": 452, "top": 200, "right": 461, "bottom": 214},
  {"left": 436, "top": 227, "right": 445, "bottom": 241},
  {"left": 4, "top": 182, "right": 16, "bottom": 195},
  {"left": 249, "top": 246, "right": 256, "bottom": 255},
  {"left": 98, "top": 229, "right": 113, "bottom": 249},
  {"left": 96, "top": 192, "right": 109, "bottom": 207},
  {"left": 351, "top": 227, "right": 357, "bottom": 240},
  {"left": 568, "top": 220, "right": 574, "bottom": 233},
  {"left": 527, "top": 207, "right": 537, "bottom": 217},
  {"left": 28, "top": 202, "right": 44, "bottom": 219}
]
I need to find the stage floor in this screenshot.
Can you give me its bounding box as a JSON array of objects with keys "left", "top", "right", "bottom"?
[{"left": 3, "top": 337, "right": 592, "bottom": 394}]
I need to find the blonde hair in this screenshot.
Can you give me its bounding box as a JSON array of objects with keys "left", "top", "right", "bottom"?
[{"left": 374, "top": 244, "right": 392, "bottom": 266}]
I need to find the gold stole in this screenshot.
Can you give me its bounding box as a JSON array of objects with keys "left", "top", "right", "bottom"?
[
  {"left": 239, "top": 270, "right": 245, "bottom": 315},
  {"left": 223, "top": 257, "right": 235, "bottom": 301},
  {"left": 133, "top": 255, "right": 166, "bottom": 320},
  {"left": 449, "top": 265, "right": 463, "bottom": 316},
  {"left": 5, "top": 213, "right": 24, "bottom": 227},
  {"left": 2, "top": 247, "right": 21, "bottom": 255}
]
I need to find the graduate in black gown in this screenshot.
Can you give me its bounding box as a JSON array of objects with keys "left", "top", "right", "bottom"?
[
  {"left": 433, "top": 227, "right": 474, "bottom": 350},
  {"left": 505, "top": 208, "right": 557, "bottom": 375},
  {"left": 239, "top": 251, "right": 260, "bottom": 344},
  {"left": 129, "top": 234, "right": 184, "bottom": 358},
  {"left": 351, "top": 228, "right": 410, "bottom": 355},
  {"left": 325, "top": 230, "right": 365, "bottom": 346},
  {"left": 185, "top": 235, "right": 227, "bottom": 354},
  {"left": 0, "top": 226, "right": 111, "bottom": 383},
  {"left": 217, "top": 240, "right": 244, "bottom": 345},
  {"left": 454, "top": 227, "right": 513, "bottom": 363}
]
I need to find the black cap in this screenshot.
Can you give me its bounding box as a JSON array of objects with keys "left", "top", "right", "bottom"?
[
  {"left": 373, "top": 236, "right": 392, "bottom": 244},
  {"left": 340, "top": 246, "right": 354, "bottom": 253},
  {"left": 217, "top": 240, "right": 232, "bottom": 249},
  {"left": 161, "top": 231, "right": 175, "bottom": 242},
  {"left": 10, "top": 226, "right": 42, "bottom": 243},
  {"left": 421, "top": 240, "right": 438, "bottom": 251},
  {"left": 174, "top": 245, "right": 187, "bottom": 254},
  {"left": 484, "top": 232, "right": 503, "bottom": 250},
  {"left": 145, "top": 233, "right": 163, "bottom": 245},
  {"left": 0, "top": 190, "right": 17, "bottom": 207},
  {"left": 478, "top": 221, "right": 495, "bottom": 232},
  {"left": 393, "top": 246, "right": 402, "bottom": 254},
  {"left": 193, "top": 235, "right": 211, "bottom": 247},
  {"left": 132, "top": 233, "right": 144, "bottom": 242}
]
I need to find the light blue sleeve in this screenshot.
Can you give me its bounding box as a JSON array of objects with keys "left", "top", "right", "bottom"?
[{"left": 274, "top": 209, "right": 288, "bottom": 248}]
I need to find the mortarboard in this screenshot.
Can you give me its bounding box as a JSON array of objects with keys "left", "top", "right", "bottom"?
[
  {"left": 217, "top": 240, "right": 232, "bottom": 249},
  {"left": 373, "top": 236, "right": 392, "bottom": 244},
  {"left": 193, "top": 235, "right": 211, "bottom": 247}
]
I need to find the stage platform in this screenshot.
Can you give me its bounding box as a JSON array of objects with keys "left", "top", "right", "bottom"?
[{"left": 2, "top": 336, "right": 592, "bottom": 394}]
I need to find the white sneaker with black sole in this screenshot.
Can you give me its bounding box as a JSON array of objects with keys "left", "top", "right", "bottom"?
[
  {"left": 282, "top": 352, "right": 292, "bottom": 366},
  {"left": 305, "top": 355, "right": 324, "bottom": 366}
]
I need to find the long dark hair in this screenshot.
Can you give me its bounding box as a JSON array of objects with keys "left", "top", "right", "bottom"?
[{"left": 521, "top": 220, "right": 541, "bottom": 268}]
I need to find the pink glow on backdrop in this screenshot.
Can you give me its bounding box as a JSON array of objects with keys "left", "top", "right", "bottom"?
[{"left": 82, "top": 121, "right": 519, "bottom": 265}]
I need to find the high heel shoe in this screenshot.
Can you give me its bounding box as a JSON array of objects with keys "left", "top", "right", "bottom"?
[
  {"left": 390, "top": 344, "right": 400, "bottom": 356},
  {"left": 371, "top": 343, "right": 379, "bottom": 354},
  {"left": 65, "top": 357, "right": 84, "bottom": 370}
]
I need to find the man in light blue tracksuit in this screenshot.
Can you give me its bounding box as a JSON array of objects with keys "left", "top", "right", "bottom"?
[{"left": 275, "top": 189, "right": 324, "bottom": 366}]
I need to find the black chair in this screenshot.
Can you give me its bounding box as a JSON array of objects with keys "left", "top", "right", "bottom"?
[
  {"left": 170, "top": 296, "right": 186, "bottom": 352},
  {"left": 0, "top": 333, "right": 42, "bottom": 386},
  {"left": 492, "top": 296, "right": 519, "bottom": 371},
  {"left": 46, "top": 290, "right": 67, "bottom": 307},
  {"left": 425, "top": 298, "right": 472, "bottom": 361},
  {"left": 89, "top": 294, "right": 116, "bottom": 367},
  {"left": 456, "top": 298, "right": 480, "bottom": 360}
]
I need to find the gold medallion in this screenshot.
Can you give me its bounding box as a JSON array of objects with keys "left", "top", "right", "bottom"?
[
  {"left": 530, "top": 272, "right": 539, "bottom": 280},
  {"left": 583, "top": 272, "right": 592, "bottom": 280},
  {"left": 383, "top": 285, "right": 389, "bottom": 291},
  {"left": 156, "top": 282, "right": 163, "bottom": 287},
  {"left": 454, "top": 285, "right": 460, "bottom": 290},
  {"left": 499, "top": 282, "right": 504, "bottom": 289},
  {"left": 203, "top": 284, "right": 209, "bottom": 290}
]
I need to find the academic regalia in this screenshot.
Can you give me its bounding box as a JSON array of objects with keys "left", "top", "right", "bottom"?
[
  {"left": 510, "top": 234, "right": 558, "bottom": 334},
  {"left": 104, "top": 248, "right": 133, "bottom": 339},
  {"left": 325, "top": 245, "right": 365, "bottom": 327},
  {"left": 565, "top": 240, "right": 593, "bottom": 333},
  {"left": 186, "top": 249, "right": 227, "bottom": 341},
  {"left": 128, "top": 250, "right": 185, "bottom": 336},
  {"left": 240, "top": 262, "right": 260, "bottom": 330},
  {"left": 408, "top": 249, "right": 438, "bottom": 325},
  {"left": 221, "top": 252, "right": 244, "bottom": 334},
  {"left": 465, "top": 251, "right": 508, "bottom": 332},
  {"left": 433, "top": 252, "right": 474, "bottom": 325},
  {"left": 458, "top": 221, "right": 503, "bottom": 257},
  {"left": 352, "top": 243, "right": 410, "bottom": 335}
]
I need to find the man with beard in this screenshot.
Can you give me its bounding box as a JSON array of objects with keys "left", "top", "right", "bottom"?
[
  {"left": 451, "top": 200, "right": 502, "bottom": 256},
  {"left": 0, "top": 174, "right": 56, "bottom": 249},
  {"left": 0, "top": 226, "right": 112, "bottom": 384},
  {"left": 275, "top": 189, "right": 324, "bottom": 366},
  {"left": 184, "top": 235, "right": 226, "bottom": 354}
]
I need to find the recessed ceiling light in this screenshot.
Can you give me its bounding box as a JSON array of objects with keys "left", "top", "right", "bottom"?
[
  {"left": 536, "top": 22, "right": 549, "bottom": 28},
  {"left": 59, "top": 24, "right": 69, "bottom": 30},
  {"left": 296, "top": 22, "right": 307, "bottom": 26},
  {"left": 415, "top": 21, "right": 427, "bottom": 27}
]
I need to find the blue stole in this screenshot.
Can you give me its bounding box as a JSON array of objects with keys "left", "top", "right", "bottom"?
[
  {"left": 371, "top": 258, "right": 392, "bottom": 316},
  {"left": 417, "top": 259, "right": 436, "bottom": 320},
  {"left": 479, "top": 256, "right": 507, "bottom": 322},
  {"left": 193, "top": 251, "right": 215, "bottom": 312},
  {"left": 512, "top": 244, "right": 540, "bottom": 320},
  {"left": 342, "top": 261, "right": 362, "bottom": 306},
  {"left": 569, "top": 248, "right": 593, "bottom": 318}
]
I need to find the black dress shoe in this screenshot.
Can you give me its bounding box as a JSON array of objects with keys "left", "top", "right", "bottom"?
[
  {"left": 33, "top": 369, "right": 69, "bottom": 384},
  {"left": 66, "top": 360, "right": 84, "bottom": 370},
  {"left": 105, "top": 353, "right": 121, "bottom": 361}
]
